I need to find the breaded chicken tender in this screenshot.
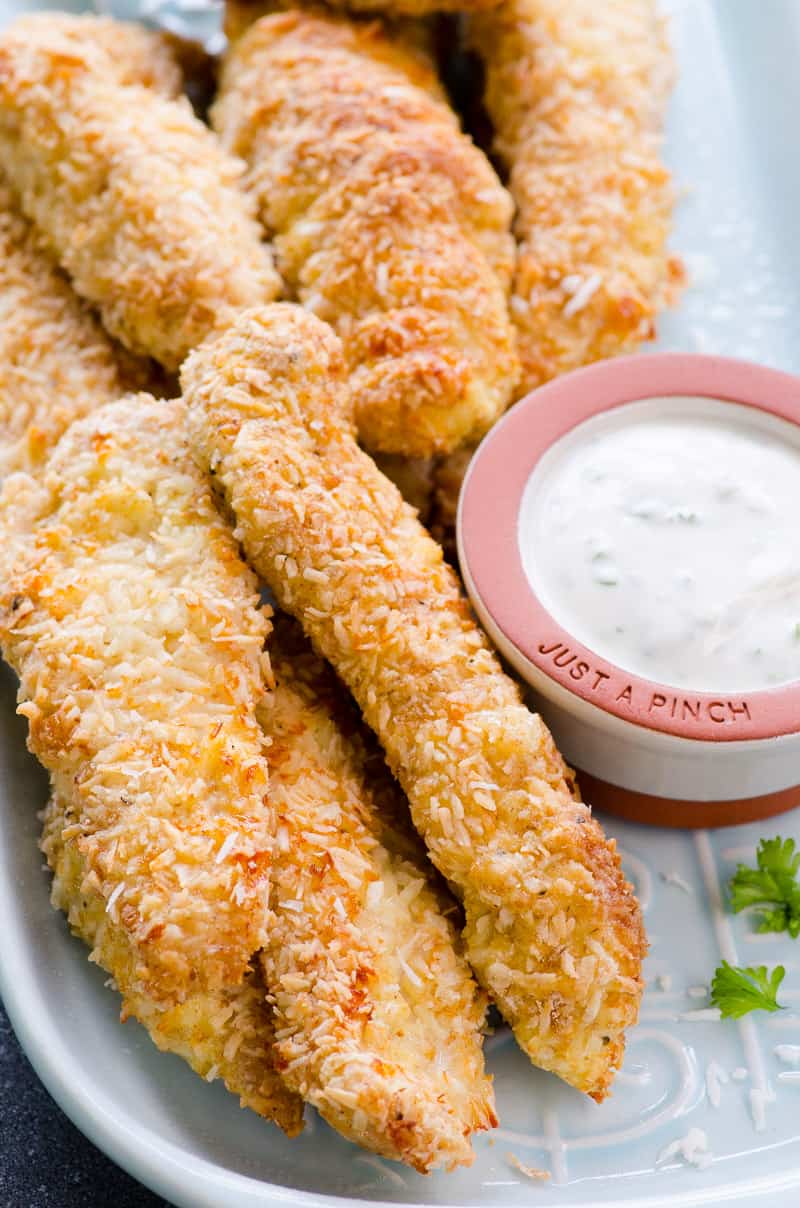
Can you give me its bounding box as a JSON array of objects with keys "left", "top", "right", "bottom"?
[
  {"left": 4, "top": 12, "right": 184, "bottom": 95},
  {"left": 181, "top": 306, "right": 646, "bottom": 1102},
  {"left": 0, "top": 21, "right": 281, "bottom": 370},
  {"left": 213, "top": 11, "right": 518, "bottom": 457},
  {"left": 0, "top": 186, "right": 152, "bottom": 481},
  {"left": 259, "top": 617, "right": 494, "bottom": 1171},
  {"left": 41, "top": 788, "right": 303, "bottom": 1133},
  {"left": 467, "top": 0, "right": 683, "bottom": 393},
  {"left": 0, "top": 396, "right": 276, "bottom": 1002},
  {"left": 0, "top": 214, "right": 300, "bottom": 1130}
]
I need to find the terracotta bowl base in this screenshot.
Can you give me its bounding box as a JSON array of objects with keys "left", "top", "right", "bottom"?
[{"left": 577, "top": 769, "right": 800, "bottom": 829}]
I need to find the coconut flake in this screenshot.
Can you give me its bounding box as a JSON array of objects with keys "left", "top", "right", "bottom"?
[
  {"left": 506, "top": 1154, "right": 550, "bottom": 1181},
  {"left": 562, "top": 273, "right": 602, "bottom": 318}
]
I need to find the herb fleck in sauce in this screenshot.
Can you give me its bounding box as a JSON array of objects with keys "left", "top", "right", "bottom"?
[{"left": 519, "top": 398, "right": 800, "bottom": 692}]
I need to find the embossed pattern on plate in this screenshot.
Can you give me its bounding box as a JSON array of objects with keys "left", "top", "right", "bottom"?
[{"left": 0, "top": 1, "right": 799, "bottom": 1206}]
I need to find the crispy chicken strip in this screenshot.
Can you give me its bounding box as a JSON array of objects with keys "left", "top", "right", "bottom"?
[
  {"left": 0, "top": 210, "right": 292, "bottom": 1130},
  {"left": 0, "top": 395, "right": 276, "bottom": 1003},
  {"left": 181, "top": 306, "right": 647, "bottom": 1102},
  {"left": 0, "top": 20, "right": 280, "bottom": 370},
  {"left": 41, "top": 788, "right": 302, "bottom": 1133},
  {"left": 213, "top": 11, "right": 518, "bottom": 457},
  {"left": 0, "top": 186, "right": 153, "bottom": 483},
  {"left": 259, "top": 616, "right": 494, "bottom": 1171},
  {"left": 467, "top": 0, "right": 683, "bottom": 393}
]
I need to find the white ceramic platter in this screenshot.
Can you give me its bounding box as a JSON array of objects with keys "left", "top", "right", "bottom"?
[{"left": 1, "top": 0, "right": 800, "bottom": 1205}]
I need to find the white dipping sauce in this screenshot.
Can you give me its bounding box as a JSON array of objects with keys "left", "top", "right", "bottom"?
[{"left": 519, "top": 396, "right": 800, "bottom": 692}]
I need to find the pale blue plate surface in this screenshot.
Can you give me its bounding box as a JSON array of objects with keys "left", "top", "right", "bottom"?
[{"left": 1, "top": 1, "right": 799, "bottom": 1205}]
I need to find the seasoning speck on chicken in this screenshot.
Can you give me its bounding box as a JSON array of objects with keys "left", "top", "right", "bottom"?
[
  {"left": 181, "top": 305, "right": 647, "bottom": 1102},
  {"left": 0, "top": 19, "right": 281, "bottom": 370},
  {"left": 0, "top": 396, "right": 276, "bottom": 1003},
  {"left": 260, "top": 617, "right": 494, "bottom": 1171},
  {"left": 213, "top": 10, "right": 518, "bottom": 457}
]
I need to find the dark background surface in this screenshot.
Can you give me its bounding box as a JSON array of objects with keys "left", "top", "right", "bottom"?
[{"left": 0, "top": 999, "right": 171, "bottom": 1208}]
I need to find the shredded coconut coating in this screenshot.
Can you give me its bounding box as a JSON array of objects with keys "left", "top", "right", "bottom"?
[
  {"left": 224, "top": 0, "right": 439, "bottom": 68},
  {"left": 0, "top": 186, "right": 153, "bottom": 481},
  {"left": 0, "top": 22, "right": 281, "bottom": 371},
  {"left": 259, "top": 617, "right": 494, "bottom": 1171},
  {"left": 0, "top": 395, "right": 276, "bottom": 1003},
  {"left": 467, "top": 0, "right": 684, "bottom": 392},
  {"left": 0, "top": 226, "right": 298, "bottom": 1131},
  {"left": 213, "top": 11, "right": 518, "bottom": 457},
  {"left": 40, "top": 789, "right": 303, "bottom": 1134},
  {"left": 2, "top": 12, "right": 184, "bottom": 96},
  {"left": 181, "top": 306, "right": 647, "bottom": 1101}
]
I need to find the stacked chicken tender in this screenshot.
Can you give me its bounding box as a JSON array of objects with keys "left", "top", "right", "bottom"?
[
  {"left": 214, "top": 9, "right": 519, "bottom": 457},
  {"left": 0, "top": 15, "right": 280, "bottom": 369},
  {"left": 0, "top": 0, "right": 681, "bottom": 1173},
  {"left": 182, "top": 304, "right": 646, "bottom": 1102}
]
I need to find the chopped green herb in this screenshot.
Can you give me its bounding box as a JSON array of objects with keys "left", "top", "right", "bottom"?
[
  {"left": 710, "top": 962, "right": 785, "bottom": 1020},
  {"left": 730, "top": 837, "right": 800, "bottom": 938},
  {"left": 794, "top": 622, "right": 800, "bottom": 641}
]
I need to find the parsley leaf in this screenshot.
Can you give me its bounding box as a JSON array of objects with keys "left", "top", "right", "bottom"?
[
  {"left": 710, "top": 961, "right": 785, "bottom": 1019},
  {"left": 729, "top": 837, "right": 800, "bottom": 938}
]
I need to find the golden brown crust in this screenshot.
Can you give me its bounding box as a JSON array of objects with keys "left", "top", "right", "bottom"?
[
  {"left": 42, "top": 789, "right": 303, "bottom": 1134},
  {"left": 260, "top": 617, "right": 494, "bottom": 1171},
  {"left": 0, "top": 395, "right": 275, "bottom": 1003},
  {"left": 0, "top": 20, "right": 281, "bottom": 370},
  {"left": 0, "top": 186, "right": 153, "bottom": 481},
  {"left": 224, "top": 0, "right": 440, "bottom": 70},
  {"left": 181, "top": 305, "right": 647, "bottom": 1101},
  {"left": 3, "top": 12, "right": 185, "bottom": 95},
  {"left": 213, "top": 11, "right": 518, "bottom": 457},
  {"left": 467, "top": 0, "right": 684, "bottom": 392}
]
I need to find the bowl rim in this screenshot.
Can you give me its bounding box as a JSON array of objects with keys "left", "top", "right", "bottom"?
[{"left": 458, "top": 352, "right": 800, "bottom": 744}]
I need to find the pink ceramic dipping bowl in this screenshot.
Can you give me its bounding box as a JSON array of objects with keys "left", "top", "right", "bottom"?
[{"left": 458, "top": 353, "right": 800, "bottom": 828}]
